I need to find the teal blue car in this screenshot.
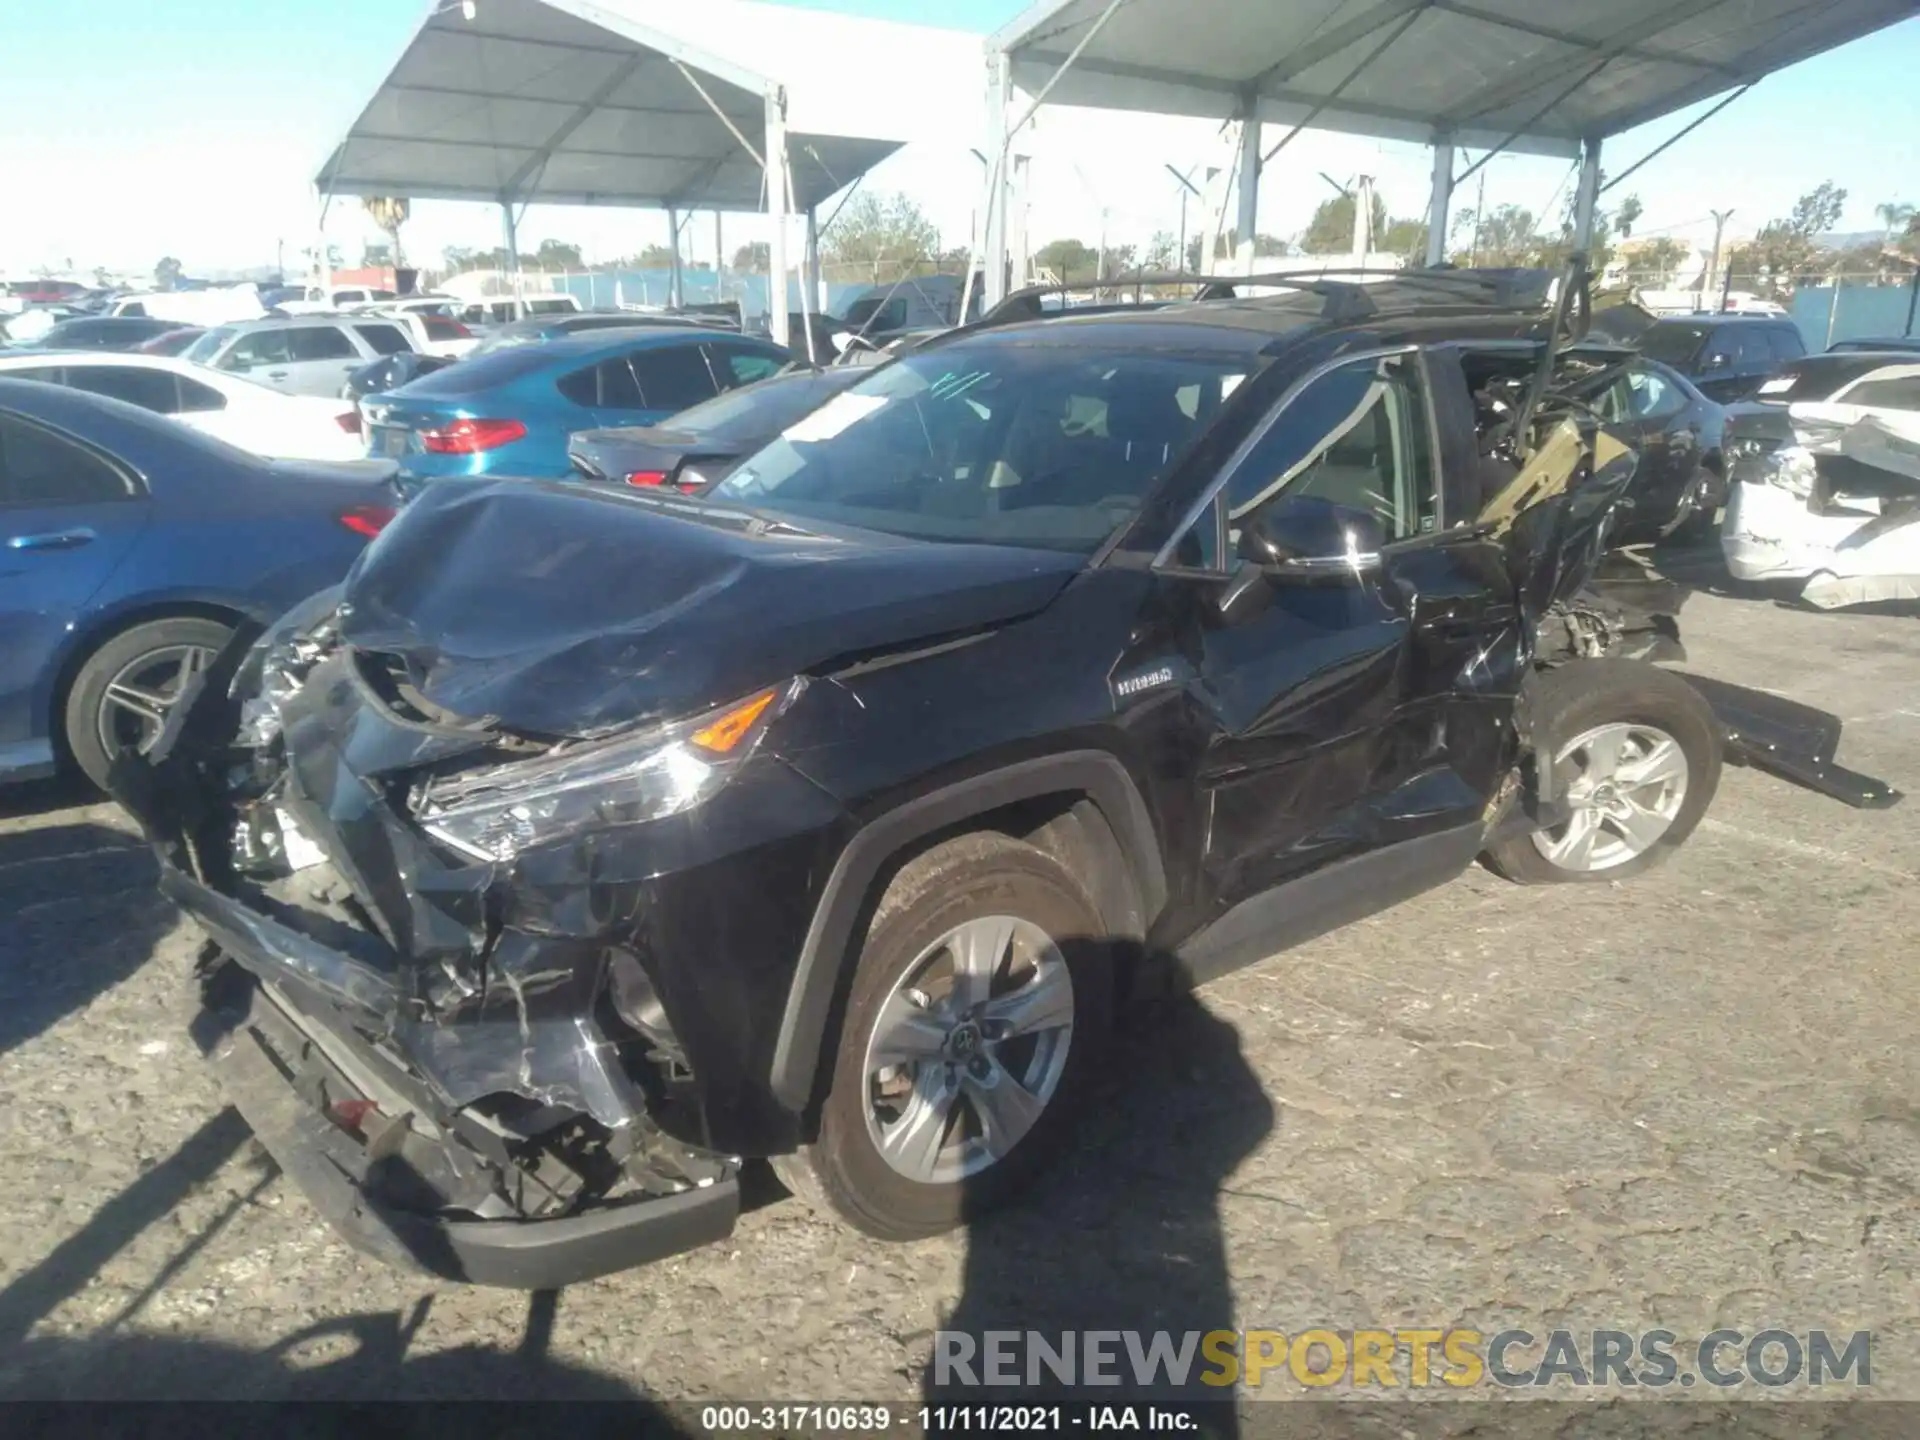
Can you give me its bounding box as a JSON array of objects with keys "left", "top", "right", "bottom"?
[{"left": 361, "top": 327, "right": 792, "bottom": 484}]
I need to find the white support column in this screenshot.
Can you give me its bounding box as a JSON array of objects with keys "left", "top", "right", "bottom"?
[
  {"left": 666, "top": 205, "right": 684, "bottom": 309},
  {"left": 981, "top": 51, "right": 1013, "bottom": 307},
  {"left": 500, "top": 202, "right": 521, "bottom": 318},
  {"left": 1008, "top": 153, "right": 1031, "bottom": 292},
  {"left": 1425, "top": 136, "right": 1454, "bottom": 266},
  {"left": 764, "top": 88, "right": 791, "bottom": 347},
  {"left": 1572, "top": 138, "right": 1603, "bottom": 254},
  {"left": 1234, "top": 99, "right": 1261, "bottom": 273},
  {"left": 806, "top": 206, "right": 826, "bottom": 314}
]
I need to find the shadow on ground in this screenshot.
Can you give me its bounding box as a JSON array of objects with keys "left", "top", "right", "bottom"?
[
  {"left": 930, "top": 983, "right": 1274, "bottom": 1427},
  {"left": 0, "top": 815, "right": 166, "bottom": 1057}
]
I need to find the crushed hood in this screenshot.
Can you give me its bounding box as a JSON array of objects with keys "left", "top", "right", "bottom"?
[{"left": 337, "top": 479, "right": 1082, "bottom": 736}]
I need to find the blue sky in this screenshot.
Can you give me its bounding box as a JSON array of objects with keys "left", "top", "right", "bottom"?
[{"left": 3, "top": 0, "right": 1917, "bottom": 278}]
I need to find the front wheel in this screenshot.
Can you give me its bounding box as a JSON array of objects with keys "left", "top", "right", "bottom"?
[
  {"left": 1483, "top": 659, "right": 1722, "bottom": 885},
  {"left": 775, "top": 833, "right": 1112, "bottom": 1240}
]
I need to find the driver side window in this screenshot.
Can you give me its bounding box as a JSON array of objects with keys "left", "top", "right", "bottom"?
[
  {"left": 1625, "top": 366, "right": 1686, "bottom": 419},
  {"left": 1220, "top": 353, "right": 1437, "bottom": 552}
]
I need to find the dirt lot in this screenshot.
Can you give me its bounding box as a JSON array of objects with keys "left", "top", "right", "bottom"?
[{"left": 1, "top": 549, "right": 1917, "bottom": 1417}]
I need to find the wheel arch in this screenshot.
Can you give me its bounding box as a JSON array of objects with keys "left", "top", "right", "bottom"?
[{"left": 768, "top": 750, "right": 1166, "bottom": 1114}]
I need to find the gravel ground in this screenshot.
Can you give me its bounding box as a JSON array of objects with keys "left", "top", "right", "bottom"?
[{"left": 1, "top": 550, "right": 1916, "bottom": 1422}]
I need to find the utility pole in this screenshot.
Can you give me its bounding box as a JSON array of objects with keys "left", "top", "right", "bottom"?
[
  {"left": 1703, "top": 208, "right": 1734, "bottom": 311},
  {"left": 1096, "top": 206, "right": 1109, "bottom": 297},
  {"left": 1469, "top": 169, "right": 1488, "bottom": 266}
]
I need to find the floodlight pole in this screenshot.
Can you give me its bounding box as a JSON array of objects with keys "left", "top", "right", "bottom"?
[
  {"left": 806, "top": 206, "right": 825, "bottom": 315},
  {"left": 1425, "top": 135, "right": 1454, "bottom": 266},
  {"left": 666, "top": 205, "right": 684, "bottom": 309},
  {"left": 764, "top": 87, "right": 791, "bottom": 348},
  {"left": 1571, "top": 139, "right": 1603, "bottom": 253}
]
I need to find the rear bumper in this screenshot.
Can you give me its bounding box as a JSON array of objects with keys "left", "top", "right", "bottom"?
[{"left": 193, "top": 944, "right": 739, "bottom": 1288}]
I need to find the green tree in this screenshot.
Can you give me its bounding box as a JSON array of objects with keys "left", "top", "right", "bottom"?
[
  {"left": 533, "top": 238, "right": 584, "bottom": 269},
  {"left": 1034, "top": 237, "right": 1097, "bottom": 282},
  {"left": 360, "top": 196, "right": 410, "bottom": 268},
  {"left": 362, "top": 242, "right": 394, "bottom": 268},
  {"left": 1727, "top": 181, "right": 1850, "bottom": 296},
  {"left": 1452, "top": 204, "right": 1538, "bottom": 266},
  {"left": 732, "top": 242, "right": 770, "bottom": 274},
  {"left": 1614, "top": 194, "right": 1644, "bottom": 239},
  {"left": 821, "top": 192, "right": 939, "bottom": 279},
  {"left": 154, "top": 256, "right": 184, "bottom": 290},
  {"left": 1301, "top": 191, "right": 1389, "bottom": 254},
  {"left": 1381, "top": 217, "right": 1427, "bottom": 262},
  {"left": 1144, "top": 231, "right": 1178, "bottom": 271}
]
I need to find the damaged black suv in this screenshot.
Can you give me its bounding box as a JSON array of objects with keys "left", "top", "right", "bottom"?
[{"left": 120, "top": 267, "right": 1858, "bottom": 1288}]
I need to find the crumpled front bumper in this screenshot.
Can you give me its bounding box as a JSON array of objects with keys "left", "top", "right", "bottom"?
[{"left": 190, "top": 934, "right": 740, "bottom": 1287}]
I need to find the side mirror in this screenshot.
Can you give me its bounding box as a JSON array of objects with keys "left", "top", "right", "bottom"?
[
  {"left": 1703, "top": 353, "right": 1731, "bottom": 371},
  {"left": 1236, "top": 494, "right": 1387, "bottom": 579}
]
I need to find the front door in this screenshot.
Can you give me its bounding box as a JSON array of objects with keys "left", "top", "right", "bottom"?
[{"left": 1151, "top": 351, "right": 1512, "bottom": 962}]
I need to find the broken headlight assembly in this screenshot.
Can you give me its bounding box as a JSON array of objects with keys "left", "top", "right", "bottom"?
[
  {"left": 412, "top": 679, "right": 805, "bottom": 863},
  {"left": 1762, "top": 445, "right": 1818, "bottom": 501}
]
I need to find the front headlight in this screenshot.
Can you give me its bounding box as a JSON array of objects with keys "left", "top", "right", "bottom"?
[
  {"left": 413, "top": 679, "right": 804, "bottom": 862},
  {"left": 1762, "top": 446, "right": 1817, "bottom": 500}
]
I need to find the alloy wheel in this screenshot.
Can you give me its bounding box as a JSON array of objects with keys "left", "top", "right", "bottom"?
[
  {"left": 96, "top": 643, "right": 217, "bottom": 761},
  {"left": 862, "top": 913, "right": 1074, "bottom": 1185},
  {"left": 1531, "top": 721, "right": 1690, "bottom": 873}
]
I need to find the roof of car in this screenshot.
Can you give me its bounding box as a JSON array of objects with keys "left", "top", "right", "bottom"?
[
  {"left": 220, "top": 314, "right": 379, "bottom": 332},
  {"left": 1648, "top": 313, "right": 1794, "bottom": 326}
]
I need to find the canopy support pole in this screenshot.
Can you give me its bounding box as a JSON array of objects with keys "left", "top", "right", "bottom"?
[
  {"left": 979, "top": 52, "right": 1012, "bottom": 308},
  {"left": 1008, "top": 154, "right": 1031, "bottom": 294},
  {"left": 1425, "top": 136, "right": 1454, "bottom": 266},
  {"left": 806, "top": 206, "right": 825, "bottom": 315},
  {"left": 500, "top": 201, "right": 522, "bottom": 319},
  {"left": 1234, "top": 96, "right": 1261, "bottom": 273},
  {"left": 764, "top": 87, "right": 791, "bottom": 348},
  {"left": 667, "top": 206, "right": 684, "bottom": 309},
  {"left": 1571, "top": 138, "right": 1603, "bottom": 253}
]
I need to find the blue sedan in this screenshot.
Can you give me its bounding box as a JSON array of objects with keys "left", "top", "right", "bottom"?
[
  {"left": 360, "top": 328, "right": 792, "bottom": 484},
  {"left": 0, "top": 377, "right": 397, "bottom": 789}
]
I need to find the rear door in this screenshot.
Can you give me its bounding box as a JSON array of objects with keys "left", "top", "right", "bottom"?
[
  {"left": 703, "top": 340, "right": 788, "bottom": 394},
  {"left": 0, "top": 412, "right": 150, "bottom": 764},
  {"left": 1596, "top": 362, "right": 1700, "bottom": 530}
]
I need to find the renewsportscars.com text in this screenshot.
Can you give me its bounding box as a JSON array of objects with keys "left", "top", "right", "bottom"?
[{"left": 933, "top": 1328, "right": 1872, "bottom": 1390}]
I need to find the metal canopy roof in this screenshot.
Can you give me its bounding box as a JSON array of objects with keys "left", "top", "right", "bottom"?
[
  {"left": 315, "top": 0, "right": 906, "bottom": 211},
  {"left": 993, "top": 0, "right": 1920, "bottom": 159}
]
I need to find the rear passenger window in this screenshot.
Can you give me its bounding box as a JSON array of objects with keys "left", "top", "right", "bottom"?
[
  {"left": 1768, "top": 326, "right": 1806, "bottom": 361},
  {"left": 65, "top": 366, "right": 181, "bottom": 414},
  {"left": 0, "top": 413, "right": 138, "bottom": 506},
  {"left": 177, "top": 376, "right": 226, "bottom": 413},
  {"left": 220, "top": 329, "right": 293, "bottom": 370},
  {"left": 1222, "top": 353, "right": 1438, "bottom": 543},
  {"left": 1844, "top": 375, "right": 1920, "bottom": 411},
  {"left": 557, "top": 367, "right": 599, "bottom": 407},
  {"left": 291, "top": 327, "right": 357, "bottom": 361},
  {"left": 597, "top": 358, "right": 644, "bottom": 410},
  {"left": 628, "top": 345, "right": 719, "bottom": 412},
  {"left": 709, "top": 344, "right": 785, "bottom": 389},
  {"left": 353, "top": 323, "right": 411, "bottom": 356}
]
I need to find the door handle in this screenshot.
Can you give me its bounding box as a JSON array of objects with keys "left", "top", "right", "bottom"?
[
  {"left": 7, "top": 528, "right": 97, "bottom": 552},
  {"left": 266, "top": 370, "right": 289, "bottom": 379}
]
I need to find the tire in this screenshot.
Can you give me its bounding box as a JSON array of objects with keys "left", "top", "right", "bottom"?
[
  {"left": 1483, "top": 658, "right": 1721, "bottom": 885},
  {"left": 775, "top": 832, "right": 1113, "bottom": 1240},
  {"left": 63, "top": 616, "right": 234, "bottom": 791}
]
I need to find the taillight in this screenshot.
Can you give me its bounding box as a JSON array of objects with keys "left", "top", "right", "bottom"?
[
  {"left": 625, "top": 470, "right": 669, "bottom": 487},
  {"left": 336, "top": 411, "right": 362, "bottom": 433},
  {"left": 338, "top": 504, "right": 396, "bottom": 538},
  {"left": 419, "top": 418, "right": 526, "bottom": 454}
]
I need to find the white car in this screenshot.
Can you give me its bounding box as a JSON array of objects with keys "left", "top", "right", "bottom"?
[
  {"left": 0, "top": 351, "right": 367, "bottom": 462},
  {"left": 350, "top": 301, "right": 478, "bottom": 358},
  {"left": 1723, "top": 367, "right": 1920, "bottom": 608}
]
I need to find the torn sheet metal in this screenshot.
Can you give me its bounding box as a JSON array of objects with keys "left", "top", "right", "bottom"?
[{"left": 1675, "top": 671, "right": 1903, "bottom": 810}]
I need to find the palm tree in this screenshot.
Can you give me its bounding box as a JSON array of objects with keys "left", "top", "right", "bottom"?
[
  {"left": 361, "top": 196, "right": 411, "bottom": 269},
  {"left": 1876, "top": 201, "right": 1914, "bottom": 237}
]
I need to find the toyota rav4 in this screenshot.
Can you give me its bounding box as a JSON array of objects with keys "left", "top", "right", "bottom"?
[{"left": 113, "top": 266, "right": 1894, "bottom": 1288}]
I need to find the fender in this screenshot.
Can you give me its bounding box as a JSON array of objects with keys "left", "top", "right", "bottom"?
[{"left": 768, "top": 750, "right": 1167, "bottom": 1111}]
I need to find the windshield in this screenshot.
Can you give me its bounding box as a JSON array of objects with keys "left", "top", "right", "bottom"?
[
  {"left": 712, "top": 343, "right": 1255, "bottom": 553},
  {"left": 185, "top": 326, "right": 235, "bottom": 365},
  {"left": 1637, "top": 323, "right": 1710, "bottom": 366}
]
